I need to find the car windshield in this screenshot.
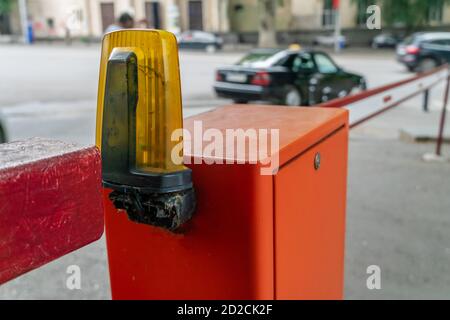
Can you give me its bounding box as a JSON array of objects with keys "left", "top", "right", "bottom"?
[{"left": 236, "top": 51, "right": 286, "bottom": 68}]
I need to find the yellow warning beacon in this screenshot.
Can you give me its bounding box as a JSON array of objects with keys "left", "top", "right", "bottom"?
[{"left": 96, "top": 30, "right": 195, "bottom": 231}]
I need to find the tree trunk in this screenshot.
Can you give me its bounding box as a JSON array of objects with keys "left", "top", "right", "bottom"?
[{"left": 258, "top": 0, "right": 277, "bottom": 48}]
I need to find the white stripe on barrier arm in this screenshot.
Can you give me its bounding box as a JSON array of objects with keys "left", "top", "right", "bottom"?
[{"left": 318, "top": 65, "right": 450, "bottom": 128}]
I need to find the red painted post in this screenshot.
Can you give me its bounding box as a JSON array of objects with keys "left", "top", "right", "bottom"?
[
  {"left": 0, "top": 138, "right": 104, "bottom": 285},
  {"left": 436, "top": 76, "right": 450, "bottom": 156}
]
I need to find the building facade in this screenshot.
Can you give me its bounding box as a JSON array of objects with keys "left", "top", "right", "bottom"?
[
  {"left": 227, "top": 0, "right": 450, "bottom": 32},
  {"left": 2, "top": 0, "right": 450, "bottom": 40},
  {"left": 1, "top": 0, "right": 230, "bottom": 38},
  {"left": 85, "top": 0, "right": 230, "bottom": 37}
]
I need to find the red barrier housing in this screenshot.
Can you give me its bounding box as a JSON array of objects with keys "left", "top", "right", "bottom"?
[
  {"left": 104, "top": 105, "right": 349, "bottom": 300},
  {"left": 0, "top": 138, "right": 104, "bottom": 284}
]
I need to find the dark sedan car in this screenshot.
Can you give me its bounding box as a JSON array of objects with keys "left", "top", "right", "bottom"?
[
  {"left": 214, "top": 49, "right": 366, "bottom": 106},
  {"left": 177, "top": 30, "right": 223, "bottom": 53},
  {"left": 372, "top": 33, "right": 402, "bottom": 48},
  {"left": 397, "top": 32, "right": 450, "bottom": 72}
]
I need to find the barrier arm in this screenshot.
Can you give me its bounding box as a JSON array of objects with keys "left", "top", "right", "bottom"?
[
  {"left": 0, "top": 138, "right": 104, "bottom": 285},
  {"left": 319, "top": 65, "right": 448, "bottom": 126},
  {"left": 318, "top": 65, "right": 450, "bottom": 157}
]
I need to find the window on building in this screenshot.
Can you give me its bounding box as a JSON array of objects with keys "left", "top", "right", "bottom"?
[
  {"left": 100, "top": 2, "right": 115, "bottom": 32},
  {"left": 145, "top": 1, "right": 161, "bottom": 29},
  {"left": 427, "top": 0, "right": 444, "bottom": 24},
  {"left": 188, "top": 0, "right": 204, "bottom": 31},
  {"left": 322, "top": 0, "right": 335, "bottom": 27}
]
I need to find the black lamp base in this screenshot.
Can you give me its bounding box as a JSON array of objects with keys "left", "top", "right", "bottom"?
[{"left": 107, "top": 184, "right": 196, "bottom": 232}]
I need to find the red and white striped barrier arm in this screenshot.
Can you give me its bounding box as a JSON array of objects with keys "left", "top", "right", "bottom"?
[
  {"left": 319, "top": 65, "right": 450, "bottom": 128},
  {"left": 0, "top": 138, "right": 104, "bottom": 285}
]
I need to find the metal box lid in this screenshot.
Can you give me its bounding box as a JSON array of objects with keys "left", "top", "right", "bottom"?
[{"left": 184, "top": 104, "right": 348, "bottom": 168}]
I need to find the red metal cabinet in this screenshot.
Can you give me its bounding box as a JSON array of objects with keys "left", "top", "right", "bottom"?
[
  {"left": 275, "top": 127, "right": 348, "bottom": 299},
  {"left": 104, "top": 105, "right": 348, "bottom": 300}
]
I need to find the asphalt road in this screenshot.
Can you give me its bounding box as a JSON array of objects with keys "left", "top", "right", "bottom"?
[
  {"left": 0, "top": 44, "right": 235, "bottom": 109},
  {"left": 0, "top": 44, "right": 449, "bottom": 299}
]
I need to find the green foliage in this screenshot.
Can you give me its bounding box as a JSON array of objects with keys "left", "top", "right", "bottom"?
[
  {"left": 0, "top": 0, "right": 13, "bottom": 14},
  {"left": 382, "top": 0, "right": 448, "bottom": 28},
  {"left": 352, "top": 0, "right": 450, "bottom": 28}
]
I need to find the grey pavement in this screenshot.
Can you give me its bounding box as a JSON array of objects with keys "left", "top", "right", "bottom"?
[
  {"left": 346, "top": 105, "right": 450, "bottom": 299},
  {"left": 0, "top": 45, "right": 449, "bottom": 299},
  {"left": 0, "top": 44, "right": 238, "bottom": 108}
]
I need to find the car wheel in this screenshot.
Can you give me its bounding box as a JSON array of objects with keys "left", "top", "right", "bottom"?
[
  {"left": 416, "top": 58, "right": 438, "bottom": 73},
  {"left": 283, "top": 86, "right": 302, "bottom": 107},
  {"left": 206, "top": 44, "right": 217, "bottom": 53},
  {"left": 233, "top": 99, "right": 249, "bottom": 104}
]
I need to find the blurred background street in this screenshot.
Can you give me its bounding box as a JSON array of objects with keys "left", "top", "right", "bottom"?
[
  {"left": 0, "top": 44, "right": 449, "bottom": 299},
  {"left": 1, "top": 0, "right": 450, "bottom": 300}
]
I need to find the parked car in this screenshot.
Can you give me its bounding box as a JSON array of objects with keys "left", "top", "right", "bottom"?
[
  {"left": 372, "top": 33, "right": 402, "bottom": 48},
  {"left": 214, "top": 48, "right": 366, "bottom": 106},
  {"left": 397, "top": 32, "right": 450, "bottom": 72},
  {"left": 177, "top": 30, "right": 223, "bottom": 52},
  {"left": 313, "top": 34, "right": 348, "bottom": 48}
]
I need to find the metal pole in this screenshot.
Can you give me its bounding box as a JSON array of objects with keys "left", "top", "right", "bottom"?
[
  {"left": 436, "top": 76, "right": 450, "bottom": 156},
  {"left": 334, "top": 8, "right": 341, "bottom": 53},
  {"left": 423, "top": 89, "right": 429, "bottom": 112},
  {"left": 18, "top": 0, "right": 30, "bottom": 44}
]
